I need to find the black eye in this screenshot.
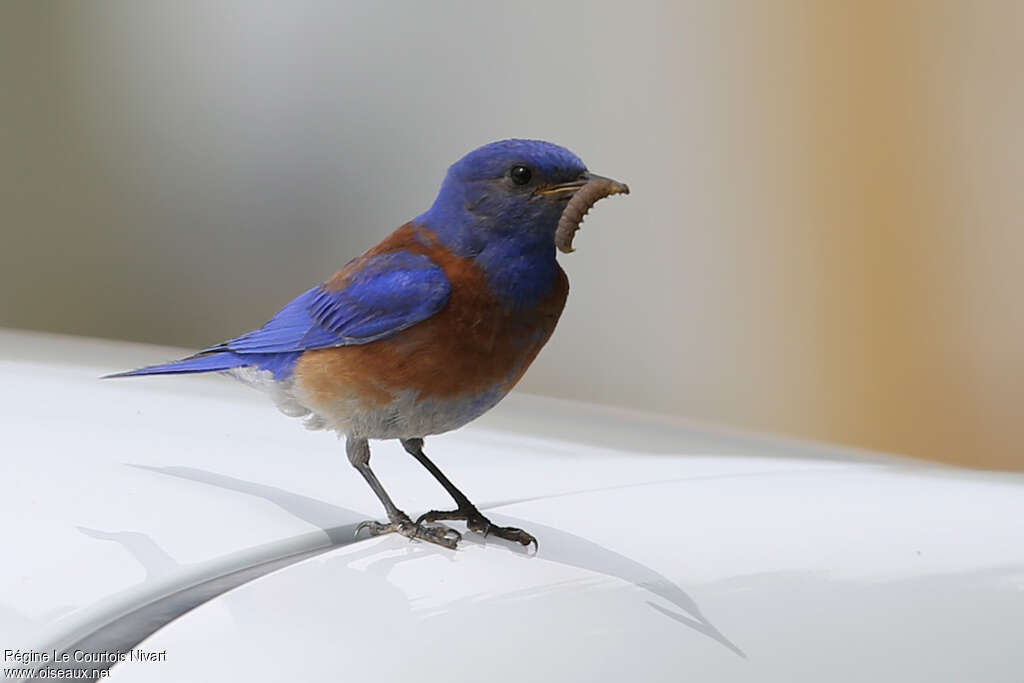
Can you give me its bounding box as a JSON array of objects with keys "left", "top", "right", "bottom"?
[{"left": 510, "top": 165, "right": 532, "bottom": 185}]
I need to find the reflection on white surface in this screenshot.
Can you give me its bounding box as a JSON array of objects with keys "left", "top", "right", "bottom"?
[
  {"left": 106, "top": 535, "right": 1024, "bottom": 683},
  {"left": 45, "top": 464, "right": 741, "bottom": 672},
  {"left": 141, "top": 467, "right": 744, "bottom": 655},
  {"left": 3, "top": 329, "right": 1024, "bottom": 682}
]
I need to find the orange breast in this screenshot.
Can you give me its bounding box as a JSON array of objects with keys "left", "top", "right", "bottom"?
[{"left": 293, "top": 224, "right": 569, "bottom": 414}]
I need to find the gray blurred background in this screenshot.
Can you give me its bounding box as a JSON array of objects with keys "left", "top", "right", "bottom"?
[{"left": 2, "top": 1, "right": 1022, "bottom": 469}]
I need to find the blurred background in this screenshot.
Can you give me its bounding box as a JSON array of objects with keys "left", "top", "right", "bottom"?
[{"left": 1, "top": 2, "right": 1021, "bottom": 469}]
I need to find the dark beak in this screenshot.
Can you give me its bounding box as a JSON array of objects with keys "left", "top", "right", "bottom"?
[{"left": 535, "top": 173, "right": 630, "bottom": 197}]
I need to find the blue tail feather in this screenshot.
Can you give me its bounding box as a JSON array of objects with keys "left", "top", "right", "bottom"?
[
  {"left": 105, "top": 350, "right": 302, "bottom": 380},
  {"left": 104, "top": 352, "right": 248, "bottom": 378}
]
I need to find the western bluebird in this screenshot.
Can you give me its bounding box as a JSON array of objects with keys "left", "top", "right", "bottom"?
[{"left": 110, "top": 139, "right": 628, "bottom": 549}]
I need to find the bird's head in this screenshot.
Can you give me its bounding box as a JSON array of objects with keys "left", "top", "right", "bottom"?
[{"left": 419, "top": 139, "right": 627, "bottom": 253}]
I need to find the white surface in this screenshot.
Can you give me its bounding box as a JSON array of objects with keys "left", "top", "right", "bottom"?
[{"left": 2, "top": 328, "right": 1023, "bottom": 682}]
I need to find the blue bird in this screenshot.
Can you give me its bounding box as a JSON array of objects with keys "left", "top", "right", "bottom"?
[{"left": 111, "top": 139, "right": 629, "bottom": 549}]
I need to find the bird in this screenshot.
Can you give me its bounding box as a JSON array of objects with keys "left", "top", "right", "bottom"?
[{"left": 109, "top": 139, "right": 628, "bottom": 550}]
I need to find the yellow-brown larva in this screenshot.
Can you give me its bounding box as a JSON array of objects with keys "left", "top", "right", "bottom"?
[{"left": 555, "top": 175, "right": 630, "bottom": 253}]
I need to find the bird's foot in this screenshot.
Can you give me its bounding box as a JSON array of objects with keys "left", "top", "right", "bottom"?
[
  {"left": 416, "top": 506, "right": 537, "bottom": 550},
  {"left": 355, "top": 512, "right": 461, "bottom": 550}
]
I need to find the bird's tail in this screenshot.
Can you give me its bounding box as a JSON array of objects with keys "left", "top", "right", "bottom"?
[{"left": 104, "top": 351, "right": 247, "bottom": 378}]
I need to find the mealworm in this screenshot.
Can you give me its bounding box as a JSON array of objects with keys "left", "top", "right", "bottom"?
[{"left": 554, "top": 175, "right": 630, "bottom": 253}]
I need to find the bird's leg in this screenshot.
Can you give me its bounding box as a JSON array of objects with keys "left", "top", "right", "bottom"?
[
  {"left": 348, "top": 437, "right": 461, "bottom": 549},
  {"left": 402, "top": 438, "right": 537, "bottom": 549}
]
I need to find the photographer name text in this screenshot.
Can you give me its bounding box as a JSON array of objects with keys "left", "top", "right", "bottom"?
[{"left": 4, "top": 649, "right": 167, "bottom": 665}]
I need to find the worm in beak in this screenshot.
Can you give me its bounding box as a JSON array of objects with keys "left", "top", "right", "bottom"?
[{"left": 552, "top": 174, "right": 629, "bottom": 254}]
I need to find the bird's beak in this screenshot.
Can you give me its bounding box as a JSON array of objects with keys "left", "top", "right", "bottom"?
[{"left": 535, "top": 173, "right": 629, "bottom": 197}]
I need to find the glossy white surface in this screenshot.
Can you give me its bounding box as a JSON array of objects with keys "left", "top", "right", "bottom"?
[{"left": 2, "top": 328, "right": 1023, "bottom": 682}]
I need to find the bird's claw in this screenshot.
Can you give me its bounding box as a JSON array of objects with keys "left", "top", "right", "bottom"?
[
  {"left": 355, "top": 516, "right": 461, "bottom": 550},
  {"left": 416, "top": 508, "right": 538, "bottom": 550}
]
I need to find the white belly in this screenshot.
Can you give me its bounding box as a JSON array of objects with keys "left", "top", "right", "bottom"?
[{"left": 225, "top": 367, "right": 507, "bottom": 439}]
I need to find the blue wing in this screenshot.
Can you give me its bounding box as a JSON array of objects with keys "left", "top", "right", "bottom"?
[
  {"left": 108, "top": 250, "right": 451, "bottom": 380},
  {"left": 218, "top": 250, "right": 451, "bottom": 353}
]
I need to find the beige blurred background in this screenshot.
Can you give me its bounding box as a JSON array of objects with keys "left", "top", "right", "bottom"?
[{"left": 1, "top": 2, "right": 1021, "bottom": 469}]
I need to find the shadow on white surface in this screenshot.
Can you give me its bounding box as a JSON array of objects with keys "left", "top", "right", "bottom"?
[
  {"left": 34, "top": 462, "right": 744, "bottom": 683},
  {"left": 136, "top": 465, "right": 747, "bottom": 658}
]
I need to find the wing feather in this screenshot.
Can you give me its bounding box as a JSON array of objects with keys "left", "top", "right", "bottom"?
[{"left": 211, "top": 250, "right": 451, "bottom": 354}]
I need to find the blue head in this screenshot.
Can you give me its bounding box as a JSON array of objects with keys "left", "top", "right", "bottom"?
[{"left": 418, "top": 139, "right": 589, "bottom": 254}]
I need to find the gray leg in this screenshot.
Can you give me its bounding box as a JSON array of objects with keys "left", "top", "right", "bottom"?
[
  {"left": 348, "top": 437, "right": 461, "bottom": 549},
  {"left": 402, "top": 438, "right": 537, "bottom": 549}
]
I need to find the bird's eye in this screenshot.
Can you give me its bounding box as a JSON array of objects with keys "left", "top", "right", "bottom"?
[{"left": 509, "top": 165, "right": 532, "bottom": 185}]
